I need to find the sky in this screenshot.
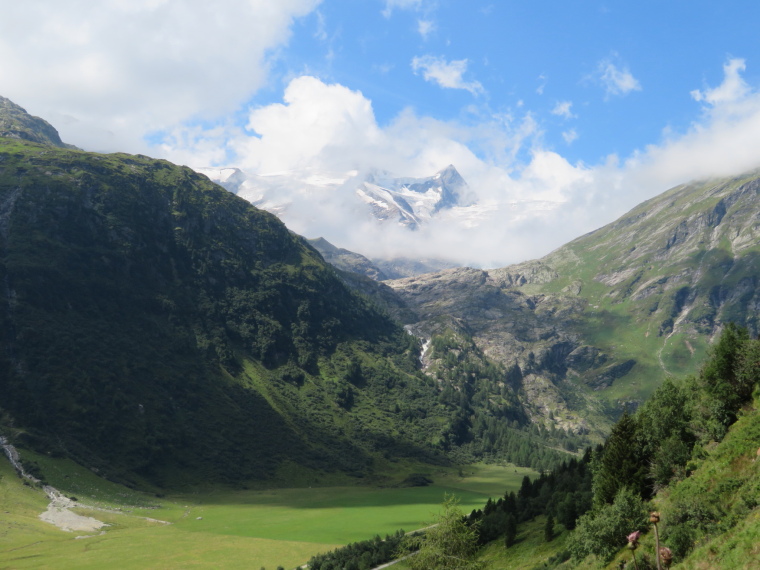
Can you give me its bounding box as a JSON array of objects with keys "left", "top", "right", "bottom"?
[{"left": 3, "top": 1, "right": 760, "bottom": 267}]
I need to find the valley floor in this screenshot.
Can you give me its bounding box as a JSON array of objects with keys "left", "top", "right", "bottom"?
[{"left": 0, "top": 457, "right": 534, "bottom": 569}]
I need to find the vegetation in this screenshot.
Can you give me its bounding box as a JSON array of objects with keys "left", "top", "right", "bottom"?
[
  {"left": 398, "top": 495, "right": 485, "bottom": 570},
  {"left": 425, "top": 328, "right": 591, "bottom": 471},
  {"left": 2, "top": 102, "right": 759, "bottom": 569},
  {"left": 0, "top": 138, "right": 449, "bottom": 485},
  {"left": 307, "top": 530, "right": 406, "bottom": 570},
  {"left": 0, "top": 458, "right": 528, "bottom": 569},
  {"left": 390, "top": 325, "right": 760, "bottom": 569},
  {"left": 0, "top": 133, "right": 582, "bottom": 486}
]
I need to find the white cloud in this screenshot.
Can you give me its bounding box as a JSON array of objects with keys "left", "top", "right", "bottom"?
[
  {"left": 411, "top": 55, "right": 484, "bottom": 95},
  {"left": 551, "top": 101, "right": 575, "bottom": 119},
  {"left": 536, "top": 74, "right": 547, "bottom": 95},
  {"left": 691, "top": 58, "right": 749, "bottom": 105},
  {"left": 0, "top": 0, "right": 321, "bottom": 153},
  {"left": 8, "top": 5, "right": 760, "bottom": 273},
  {"left": 598, "top": 59, "right": 641, "bottom": 97},
  {"left": 562, "top": 129, "right": 578, "bottom": 144},
  {"left": 417, "top": 19, "right": 436, "bottom": 39},
  {"left": 233, "top": 76, "right": 383, "bottom": 173},
  {"left": 172, "top": 58, "right": 760, "bottom": 269},
  {"left": 382, "top": 0, "right": 425, "bottom": 18},
  {"left": 622, "top": 58, "right": 760, "bottom": 187},
  {"left": 313, "top": 10, "right": 328, "bottom": 41}
]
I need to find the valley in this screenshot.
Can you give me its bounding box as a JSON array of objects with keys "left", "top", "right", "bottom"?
[
  {"left": 0, "top": 454, "right": 534, "bottom": 569},
  {"left": 1, "top": 96, "right": 759, "bottom": 569}
]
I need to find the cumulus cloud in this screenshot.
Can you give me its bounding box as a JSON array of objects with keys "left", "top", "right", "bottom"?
[
  {"left": 411, "top": 55, "right": 484, "bottom": 95},
  {"left": 691, "top": 58, "right": 749, "bottom": 105},
  {"left": 7, "top": 4, "right": 760, "bottom": 273},
  {"left": 161, "top": 75, "right": 595, "bottom": 265},
  {"left": 623, "top": 58, "right": 760, "bottom": 187},
  {"left": 597, "top": 58, "right": 641, "bottom": 97},
  {"left": 233, "top": 76, "right": 383, "bottom": 173},
  {"left": 0, "top": 0, "right": 321, "bottom": 152},
  {"left": 169, "top": 58, "right": 760, "bottom": 269}
]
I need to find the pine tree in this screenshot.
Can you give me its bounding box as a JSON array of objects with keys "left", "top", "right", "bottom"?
[
  {"left": 504, "top": 513, "right": 518, "bottom": 548},
  {"left": 544, "top": 514, "right": 555, "bottom": 542},
  {"left": 398, "top": 495, "right": 485, "bottom": 570},
  {"left": 592, "top": 411, "right": 647, "bottom": 506},
  {"left": 701, "top": 322, "right": 749, "bottom": 430}
]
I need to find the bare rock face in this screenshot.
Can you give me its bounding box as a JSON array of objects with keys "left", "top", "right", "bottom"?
[
  {"left": 489, "top": 260, "right": 559, "bottom": 288},
  {"left": 386, "top": 267, "right": 601, "bottom": 435}
]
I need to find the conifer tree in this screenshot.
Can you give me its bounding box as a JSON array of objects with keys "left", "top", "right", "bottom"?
[
  {"left": 504, "top": 513, "right": 518, "bottom": 548},
  {"left": 544, "top": 514, "right": 555, "bottom": 542},
  {"left": 398, "top": 495, "right": 484, "bottom": 570},
  {"left": 592, "top": 411, "right": 648, "bottom": 506}
]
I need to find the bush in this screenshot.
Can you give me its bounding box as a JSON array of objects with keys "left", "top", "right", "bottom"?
[{"left": 570, "top": 487, "right": 648, "bottom": 563}]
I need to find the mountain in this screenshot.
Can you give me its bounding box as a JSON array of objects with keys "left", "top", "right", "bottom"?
[
  {"left": 0, "top": 96, "right": 75, "bottom": 149},
  {"left": 306, "top": 237, "right": 461, "bottom": 281},
  {"left": 0, "top": 126, "right": 453, "bottom": 486},
  {"left": 355, "top": 165, "right": 469, "bottom": 229},
  {"left": 308, "top": 237, "right": 389, "bottom": 281},
  {"left": 1, "top": 98, "right": 576, "bottom": 487},
  {"left": 385, "top": 170, "right": 760, "bottom": 432},
  {"left": 197, "top": 164, "right": 471, "bottom": 230},
  {"left": 372, "top": 256, "right": 462, "bottom": 280}
]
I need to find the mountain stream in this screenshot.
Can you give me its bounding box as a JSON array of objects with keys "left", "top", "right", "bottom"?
[{"left": 0, "top": 435, "right": 108, "bottom": 533}]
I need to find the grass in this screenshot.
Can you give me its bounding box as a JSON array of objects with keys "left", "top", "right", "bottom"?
[
  {"left": 0, "top": 457, "right": 534, "bottom": 569},
  {"left": 478, "top": 516, "right": 571, "bottom": 569},
  {"left": 391, "top": 516, "right": 573, "bottom": 570}
]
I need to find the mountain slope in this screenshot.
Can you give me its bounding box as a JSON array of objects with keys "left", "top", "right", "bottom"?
[
  {"left": 0, "top": 135, "right": 454, "bottom": 486},
  {"left": 308, "top": 237, "right": 389, "bottom": 280},
  {"left": 0, "top": 96, "right": 74, "bottom": 149},
  {"left": 387, "top": 171, "right": 760, "bottom": 430}
]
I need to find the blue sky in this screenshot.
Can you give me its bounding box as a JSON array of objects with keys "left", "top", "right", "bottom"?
[
  {"left": 265, "top": 0, "right": 760, "bottom": 166},
  {"left": 3, "top": 1, "right": 760, "bottom": 265}
]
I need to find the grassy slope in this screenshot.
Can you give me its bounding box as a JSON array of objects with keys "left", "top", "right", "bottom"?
[
  {"left": 474, "top": 395, "right": 760, "bottom": 569},
  {"left": 656, "top": 396, "right": 760, "bottom": 569},
  {"left": 529, "top": 173, "right": 760, "bottom": 406},
  {"left": 0, "top": 138, "right": 458, "bottom": 487},
  {"left": 0, "top": 453, "right": 535, "bottom": 569}
]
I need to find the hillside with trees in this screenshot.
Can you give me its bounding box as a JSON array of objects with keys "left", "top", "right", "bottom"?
[{"left": 0, "top": 99, "right": 573, "bottom": 488}]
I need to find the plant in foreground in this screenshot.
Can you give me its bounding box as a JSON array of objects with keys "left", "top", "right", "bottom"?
[
  {"left": 627, "top": 530, "right": 641, "bottom": 570},
  {"left": 650, "top": 511, "right": 662, "bottom": 570},
  {"left": 659, "top": 546, "right": 672, "bottom": 568}
]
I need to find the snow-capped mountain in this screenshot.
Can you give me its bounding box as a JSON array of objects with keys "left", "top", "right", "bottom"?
[
  {"left": 196, "top": 164, "right": 471, "bottom": 230},
  {"left": 356, "top": 165, "right": 469, "bottom": 229}
]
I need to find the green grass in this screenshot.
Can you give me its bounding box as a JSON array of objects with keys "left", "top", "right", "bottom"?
[
  {"left": 478, "top": 516, "right": 571, "bottom": 569},
  {"left": 0, "top": 459, "right": 533, "bottom": 569},
  {"left": 391, "top": 516, "right": 573, "bottom": 570}
]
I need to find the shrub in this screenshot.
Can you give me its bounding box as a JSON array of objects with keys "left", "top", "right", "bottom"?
[{"left": 570, "top": 487, "right": 648, "bottom": 563}]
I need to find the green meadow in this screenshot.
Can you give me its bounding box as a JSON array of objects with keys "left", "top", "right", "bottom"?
[{"left": 0, "top": 456, "right": 535, "bottom": 569}]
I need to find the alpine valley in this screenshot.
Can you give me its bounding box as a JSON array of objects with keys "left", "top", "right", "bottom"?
[{"left": 1, "top": 96, "right": 759, "bottom": 569}]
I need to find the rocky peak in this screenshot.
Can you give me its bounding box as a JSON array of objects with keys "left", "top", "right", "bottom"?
[
  {"left": 0, "top": 96, "right": 73, "bottom": 148},
  {"left": 357, "top": 165, "right": 470, "bottom": 229}
]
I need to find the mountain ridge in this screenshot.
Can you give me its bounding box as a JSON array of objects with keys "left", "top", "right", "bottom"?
[
  {"left": 0, "top": 96, "right": 75, "bottom": 149},
  {"left": 0, "top": 97, "right": 575, "bottom": 487},
  {"left": 198, "top": 163, "right": 472, "bottom": 232},
  {"left": 380, "top": 168, "right": 760, "bottom": 435}
]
